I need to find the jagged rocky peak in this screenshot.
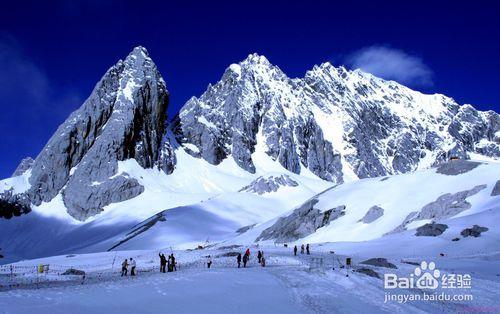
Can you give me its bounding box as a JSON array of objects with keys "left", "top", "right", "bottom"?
[
  {"left": 174, "top": 53, "right": 344, "bottom": 183},
  {"left": 239, "top": 174, "right": 299, "bottom": 195},
  {"left": 22, "top": 46, "right": 172, "bottom": 221},
  {"left": 174, "top": 53, "right": 499, "bottom": 182}
]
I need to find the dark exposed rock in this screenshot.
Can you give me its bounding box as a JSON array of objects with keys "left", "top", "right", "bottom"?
[
  {"left": 415, "top": 223, "right": 448, "bottom": 237},
  {"left": 389, "top": 185, "right": 487, "bottom": 234},
  {"left": 401, "top": 261, "right": 420, "bottom": 266},
  {"left": 217, "top": 252, "right": 240, "bottom": 257},
  {"left": 0, "top": 189, "right": 31, "bottom": 219},
  {"left": 218, "top": 245, "right": 242, "bottom": 250},
  {"left": 416, "top": 185, "right": 486, "bottom": 220},
  {"left": 452, "top": 237, "right": 460, "bottom": 241},
  {"left": 355, "top": 267, "right": 381, "bottom": 278},
  {"left": 108, "top": 211, "right": 167, "bottom": 251},
  {"left": 491, "top": 180, "right": 500, "bottom": 196},
  {"left": 360, "top": 258, "right": 397, "bottom": 269},
  {"left": 61, "top": 268, "right": 86, "bottom": 276},
  {"left": 436, "top": 160, "right": 482, "bottom": 176},
  {"left": 358, "top": 206, "right": 384, "bottom": 223},
  {"left": 461, "top": 225, "right": 489, "bottom": 238},
  {"left": 236, "top": 224, "right": 256, "bottom": 234},
  {"left": 257, "top": 198, "right": 346, "bottom": 242},
  {"left": 239, "top": 174, "right": 298, "bottom": 194}
]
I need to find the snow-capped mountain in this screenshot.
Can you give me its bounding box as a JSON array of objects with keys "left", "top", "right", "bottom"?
[
  {"left": 0, "top": 46, "right": 499, "bottom": 263},
  {"left": 2, "top": 47, "right": 173, "bottom": 221},
  {"left": 174, "top": 53, "right": 499, "bottom": 184}
]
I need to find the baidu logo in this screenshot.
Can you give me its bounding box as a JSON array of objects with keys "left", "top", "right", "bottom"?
[
  {"left": 414, "top": 261, "right": 440, "bottom": 289},
  {"left": 384, "top": 260, "right": 471, "bottom": 290}
]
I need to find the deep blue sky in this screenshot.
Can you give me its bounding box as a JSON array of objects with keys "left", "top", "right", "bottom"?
[{"left": 1, "top": 0, "right": 499, "bottom": 178}]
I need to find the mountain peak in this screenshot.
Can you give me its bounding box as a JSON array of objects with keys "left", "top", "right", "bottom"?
[
  {"left": 17, "top": 47, "right": 171, "bottom": 221},
  {"left": 242, "top": 53, "right": 271, "bottom": 66},
  {"left": 128, "top": 45, "right": 150, "bottom": 58}
]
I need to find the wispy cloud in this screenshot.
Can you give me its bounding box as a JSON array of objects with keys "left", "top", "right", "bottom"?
[
  {"left": 345, "top": 45, "right": 433, "bottom": 87},
  {"left": 0, "top": 34, "right": 82, "bottom": 121},
  {"left": 0, "top": 34, "right": 83, "bottom": 176},
  {"left": 0, "top": 35, "right": 50, "bottom": 110}
]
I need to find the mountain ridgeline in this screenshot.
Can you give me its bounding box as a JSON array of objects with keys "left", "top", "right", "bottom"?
[{"left": 2, "top": 47, "right": 499, "bottom": 221}]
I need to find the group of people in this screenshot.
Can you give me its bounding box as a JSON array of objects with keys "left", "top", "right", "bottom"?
[
  {"left": 121, "top": 258, "right": 137, "bottom": 276},
  {"left": 235, "top": 248, "right": 266, "bottom": 268},
  {"left": 121, "top": 244, "right": 311, "bottom": 276},
  {"left": 159, "top": 253, "right": 177, "bottom": 273},
  {"left": 293, "top": 244, "right": 310, "bottom": 256}
]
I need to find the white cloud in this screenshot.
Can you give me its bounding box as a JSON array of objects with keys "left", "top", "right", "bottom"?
[{"left": 345, "top": 46, "right": 433, "bottom": 87}]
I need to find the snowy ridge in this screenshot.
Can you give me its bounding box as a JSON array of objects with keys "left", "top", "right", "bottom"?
[{"left": 174, "top": 53, "right": 499, "bottom": 183}]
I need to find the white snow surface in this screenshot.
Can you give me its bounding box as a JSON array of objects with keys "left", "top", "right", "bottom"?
[
  {"left": 0, "top": 147, "right": 330, "bottom": 263},
  {"left": 1, "top": 155, "right": 499, "bottom": 313},
  {"left": 1, "top": 234, "right": 499, "bottom": 313}
]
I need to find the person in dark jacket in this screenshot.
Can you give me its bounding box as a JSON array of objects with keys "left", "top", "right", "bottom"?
[
  {"left": 257, "top": 251, "right": 262, "bottom": 264},
  {"left": 159, "top": 253, "right": 167, "bottom": 273},
  {"left": 294, "top": 245, "right": 297, "bottom": 256},
  {"left": 121, "top": 259, "right": 128, "bottom": 276},
  {"left": 306, "top": 244, "right": 310, "bottom": 255},
  {"left": 171, "top": 254, "right": 177, "bottom": 271},
  {"left": 237, "top": 253, "right": 242, "bottom": 268},
  {"left": 207, "top": 255, "right": 212, "bottom": 269},
  {"left": 167, "top": 256, "right": 172, "bottom": 272},
  {"left": 243, "top": 253, "right": 248, "bottom": 268}
]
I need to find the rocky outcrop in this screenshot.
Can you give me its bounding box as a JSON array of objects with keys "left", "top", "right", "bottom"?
[
  {"left": 461, "top": 225, "right": 489, "bottom": 237},
  {"left": 239, "top": 174, "right": 298, "bottom": 194},
  {"left": 0, "top": 189, "right": 31, "bottom": 219},
  {"left": 62, "top": 268, "right": 86, "bottom": 276},
  {"left": 355, "top": 267, "right": 380, "bottom": 279},
  {"left": 436, "top": 160, "right": 482, "bottom": 176},
  {"left": 390, "top": 185, "right": 487, "bottom": 234},
  {"left": 236, "top": 224, "right": 256, "bottom": 234},
  {"left": 360, "top": 258, "right": 397, "bottom": 269},
  {"left": 358, "top": 206, "right": 384, "bottom": 223},
  {"left": 257, "top": 198, "right": 346, "bottom": 242},
  {"left": 173, "top": 54, "right": 499, "bottom": 182},
  {"left": 415, "top": 223, "right": 448, "bottom": 236},
  {"left": 491, "top": 180, "right": 500, "bottom": 196},
  {"left": 414, "top": 185, "right": 486, "bottom": 221},
  {"left": 108, "top": 212, "right": 167, "bottom": 251},
  {"left": 12, "top": 157, "right": 34, "bottom": 177},
  {"left": 23, "top": 46, "right": 172, "bottom": 220}
]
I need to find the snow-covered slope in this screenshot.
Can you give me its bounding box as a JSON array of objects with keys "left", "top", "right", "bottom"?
[
  {"left": 254, "top": 160, "right": 500, "bottom": 244},
  {"left": 0, "top": 145, "right": 330, "bottom": 263}
]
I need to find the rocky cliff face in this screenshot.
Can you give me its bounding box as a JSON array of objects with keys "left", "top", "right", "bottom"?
[
  {"left": 173, "top": 54, "right": 500, "bottom": 182},
  {"left": 25, "top": 47, "right": 173, "bottom": 220}
]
